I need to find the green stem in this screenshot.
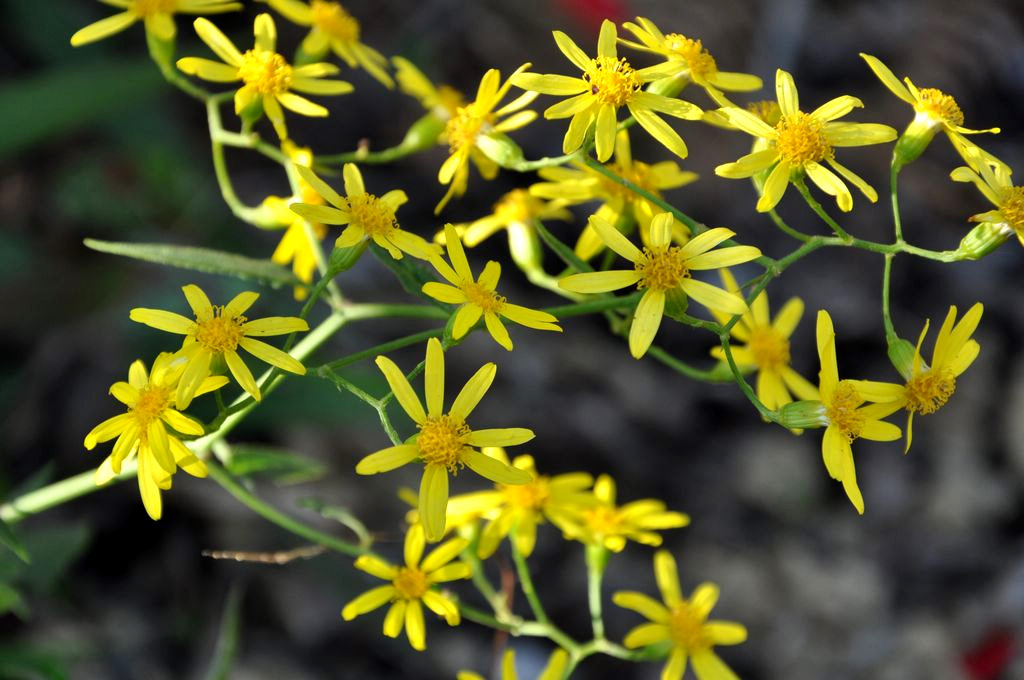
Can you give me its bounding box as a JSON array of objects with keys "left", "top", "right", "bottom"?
[
  {"left": 646, "top": 346, "right": 727, "bottom": 382},
  {"left": 767, "top": 208, "right": 813, "bottom": 242},
  {"left": 794, "top": 178, "right": 853, "bottom": 242},
  {"left": 545, "top": 293, "right": 641, "bottom": 319},
  {"left": 315, "top": 328, "right": 443, "bottom": 373},
  {"left": 890, "top": 159, "right": 904, "bottom": 243},
  {"left": 207, "top": 100, "right": 267, "bottom": 225},
  {"left": 582, "top": 155, "right": 702, "bottom": 234},
  {"left": 585, "top": 545, "right": 608, "bottom": 640},
  {"left": 506, "top": 150, "right": 584, "bottom": 172},
  {"left": 316, "top": 141, "right": 422, "bottom": 166},
  {"left": 720, "top": 333, "right": 779, "bottom": 423},
  {"left": 882, "top": 253, "right": 897, "bottom": 342},
  {"left": 510, "top": 530, "right": 549, "bottom": 624}
]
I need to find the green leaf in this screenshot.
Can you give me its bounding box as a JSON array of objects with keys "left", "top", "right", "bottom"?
[
  {"left": 83, "top": 239, "right": 303, "bottom": 289},
  {"left": 223, "top": 445, "right": 327, "bottom": 486},
  {"left": 0, "top": 583, "right": 28, "bottom": 619},
  {"left": 0, "top": 643, "right": 70, "bottom": 680},
  {"left": 0, "top": 520, "right": 29, "bottom": 564},
  {"left": 297, "top": 498, "right": 372, "bottom": 548},
  {"left": 203, "top": 585, "right": 244, "bottom": 680},
  {"left": 18, "top": 525, "right": 91, "bottom": 595}
]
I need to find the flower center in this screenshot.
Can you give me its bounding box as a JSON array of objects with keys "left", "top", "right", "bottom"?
[
  {"left": 347, "top": 193, "right": 397, "bottom": 237},
  {"left": 584, "top": 506, "right": 621, "bottom": 535},
  {"left": 195, "top": 307, "right": 247, "bottom": 353},
  {"left": 915, "top": 88, "right": 964, "bottom": 127},
  {"left": 132, "top": 384, "right": 171, "bottom": 431},
  {"left": 904, "top": 368, "right": 955, "bottom": 415},
  {"left": 501, "top": 477, "right": 549, "bottom": 510},
  {"left": 311, "top": 0, "right": 360, "bottom": 41},
  {"left": 445, "top": 106, "right": 491, "bottom": 153},
  {"left": 998, "top": 186, "right": 1024, "bottom": 234},
  {"left": 599, "top": 160, "right": 657, "bottom": 201},
  {"left": 748, "top": 100, "right": 782, "bottom": 127},
  {"left": 238, "top": 50, "right": 293, "bottom": 95},
  {"left": 748, "top": 327, "right": 791, "bottom": 371},
  {"left": 460, "top": 281, "right": 506, "bottom": 313},
  {"left": 392, "top": 567, "right": 428, "bottom": 600},
  {"left": 417, "top": 415, "right": 470, "bottom": 471},
  {"left": 131, "top": 0, "right": 177, "bottom": 15},
  {"left": 825, "top": 380, "right": 865, "bottom": 440},
  {"left": 663, "top": 34, "right": 718, "bottom": 80},
  {"left": 635, "top": 246, "right": 689, "bottom": 291},
  {"left": 584, "top": 56, "right": 642, "bottom": 107},
  {"left": 493, "top": 189, "right": 535, "bottom": 223},
  {"left": 774, "top": 112, "right": 833, "bottom": 166},
  {"left": 668, "top": 602, "right": 711, "bottom": 651}
]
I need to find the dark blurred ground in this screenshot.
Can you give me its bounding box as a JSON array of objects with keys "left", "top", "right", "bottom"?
[{"left": 3, "top": 0, "right": 1024, "bottom": 678}]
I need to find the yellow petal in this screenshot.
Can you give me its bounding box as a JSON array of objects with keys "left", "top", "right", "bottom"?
[
  {"left": 341, "top": 585, "right": 394, "bottom": 620},
  {"left": 405, "top": 522, "right": 425, "bottom": 567},
  {"left": 680, "top": 278, "right": 747, "bottom": 315},
  {"left": 484, "top": 312, "right": 513, "bottom": 351},
  {"left": 690, "top": 650, "right": 740, "bottom": 680},
  {"left": 241, "top": 317, "right": 308, "bottom": 336},
  {"left": 859, "top": 53, "right": 914, "bottom": 104},
  {"left": 224, "top": 350, "right": 260, "bottom": 401},
  {"left": 449, "top": 363, "right": 496, "bottom": 421},
  {"left": 629, "top": 290, "right": 665, "bottom": 359},
  {"left": 419, "top": 464, "right": 449, "bottom": 542},
  {"left": 193, "top": 17, "right": 243, "bottom": 66},
  {"left": 238, "top": 337, "right": 305, "bottom": 374},
  {"left": 623, "top": 623, "right": 670, "bottom": 648},
  {"left": 756, "top": 160, "right": 791, "bottom": 212},
  {"left": 654, "top": 550, "right": 682, "bottom": 605},
  {"left": 612, "top": 590, "right": 670, "bottom": 623},
  {"left": 404, "top": 600, "right": 426, "bottom": 651},
  {"left": 176, "top": 57, "right": 239, "bottom": 82},
  {"left": 466, "top": 428, "right": 535, "bottom": 447},
  {"left": 775, "top": 69, "right": 799, "bottom": 117},
  {"left": 375, "top": 355, "right": 426, "bottom": 424},
  {"left": 461, "top": 448, "right": 532, "bottom": 484},
  {"left": 182, "top": 284, "right": 213, "bottom": 320},
  {"left": 552, "top": 30, "right": 592, "bottom": 71},
  {"left": 630, "top": 108, "right": 688, "bottom": 159}
]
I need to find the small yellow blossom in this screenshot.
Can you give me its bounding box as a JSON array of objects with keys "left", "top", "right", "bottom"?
[
  {"left": 952, "top": 158, "right": 1024, "bottom": 247},
  {"left": 424, "top": 224, "right": 562, "bottom": 351},
  {"left": 264, "top": 0, "right": 393, "bottom": 88},
  {"left": 70, "top": 0, "right": 241, "bottom": 47},
  {"left": 614, "top": 551, "right": 747, "bottom": 680},
  {"left": 455, "top": 189, "right": 572, "bottom": 271},
  {"left": 709, "top": 270, "right": 818, "bottom": 410},
  {"left": 512, "top": 20, "right": 703, "bottom": 162},
  {"left": 457, "top": 648, "right": 569, "bottom": 680},
  {"left": 129, "top": 284, "right": 309, "bottom": 408},
  {"left": 553, "top": 474, "right": 689, "bottom": 552},
  {"left": 176, "top": 13, "right": 353, "bottom": 139},
  {"left": 341, "top": 524, "right": 470, "bottom": 651},
  {"left": 291, "top": 163, "right": 439, "bottom": 260},
  {"left": 355, "top": 338, "right": 533, "bottom": 541},
  {"left": 393, "top": 56, "right": 465, "bottom": 120},
  {"left": 714, "top": 69, "right": 897, "bottom": 213},
  {"left": 84, "top": 353, "right": 227, "bottom": 520},
  {"left": 560, "top": 213, "right": 761, "bottom": 359},
  {"left": 436, "top": 65, "right": 538, "bottom": 214}
]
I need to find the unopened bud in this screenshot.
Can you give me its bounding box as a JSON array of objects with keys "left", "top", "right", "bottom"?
[
  {"left": 893, "top": 113, "right": 941, "bottom": 169},
  {"left": 886, "top": 337, "right": 916, "bottom": 381},
  {"left": 662, "top": 287, "right": 690, "bottom": 322},
  {"left": 778, "top": 400, "right": 827, "bottom": 430},
  {"left": 954, "top": 221, "right": 1012, "bottom": 260},
  {"left": 400, "top": 112, "right": 446, "bottom": 153},
  {"left": 328, "top": 240, "right": 368, "bottom": 274},
  {"left": 478, "top": 133, "right": 524, "bottom": 169}
]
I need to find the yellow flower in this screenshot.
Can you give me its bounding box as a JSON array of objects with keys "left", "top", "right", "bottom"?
[
  {"left": 423, "top": 224, "right": 562, "bottom": 351},
  {"left": 952, "top": 159, "right": 1024, "bottom": 247},
  {"left": 531, "top": 130, "right": 696, "bottom": 260},
  {"left": 613, "top": 551, "right": 747, "bottom": 680},
  {"left": 815, "top": 310, "right": 903, "bottom": 514},
  {"left": 457, "top": 189, "right": 572, "bottom": 265},
  {"left": 553, "top": 475, "right": 689, "bottom": 552},
  {"left": 446, "top": 449, "right": 595, "bottom": 559},
  {"left": 176, "top": 14, "right": 353, "bottom": 139},
  {"left": 860, "top": 53, "right": 998, "bottom": 166},
  {"left": 709, "top": 270, "right": 818, "bottom": 411},
  {"left": 560, "top": 213, "right": 761, "bottom": 359},
  {"left": 70, "top": 0, "right": 241, "bottom": 46},
  {"left": 511, "top": 20, "right": 703, "bottom": 162},
  {"left": 457, "top": 647, "right": 569, "bottom": 680},
  {"left": 84, "top": 353, "right": 227, "bottom": 520},
  {"left": 620, "top": 16, "right": 762, "bottom": 104},
  {"left": 129, "top": 284, "right": 309, "bottom": 408},
  {"left": 264, "top": 0, "right": 393, "bottom": 88},
  {"left": 436, "top": 65, "right": 538, "bottom": 214},
  {"left": 341, "top": 524, "right": 470, "bottom": 651},
  {"left": 290, "top": 163, "right": 438, "bottom": 260},
  {"left": 355, "top": 338, "right": 533, "bottom": 541},
  {"left": 714, "top": 69, "right": 897, "bottom": 213},
  {"left": 393, "top": 56, "right": 465, "bottom": 120}
]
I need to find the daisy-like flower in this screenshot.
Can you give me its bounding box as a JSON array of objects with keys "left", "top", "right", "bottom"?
[
  {"left": 620, "top": 16, "right": 762, "bottom": 105},
  {"left": 129, "top": 284, "right": 309, "bottom": 409},
  {"left": 341, "top": 524, "right": 470, "bottom": 651},
  {"left": 355, "top": 338, "right": 533, "bottom": 541},
  {"left": 860, "top": 53, "right": 999, "bottom": 167},
  {"left": 290, "top": 163, "right": 439, "bottom": 260},
  {"left": 714, "top": 69, "right": 897, "bottom": 213},
  {"left": 423, "top": 224, "right": 562, "bottom": 351},
  {"left": 393, "top": 56, "right": 465, "bottom": 120},
  {"left": 70, "top": 0, "right": 241, "bottom": 47},
  {"left": 511, "top": 20, "right": 703, "bottom": 162},
  {"left": 613, "top": 551, "right": 747, "bottom": 680},
  {"left": 264, "top": 0, "right": 393, "bottom": 88},
  {"left": 553, "top": 474, "right": 689, "bottom": 553},
  {"left": 458, "top": 648, "right": 569, "bottom": 680},
  {"left": 531, "top": 130, "right": 697, "bottom": 260},
  {"left": 446, "top": 449, "right": 595, "bottom": 559},
  {"left": 559, "top": 213, "right": 761, "bottom": 359},
  {"left": 176, "top": 14, "right": 353, "bottom": 139},
  {"left": 952, "top": 157, "right": 1024, "bottom": 248},
  {"left": 436, "top": 65, "right": 538, "bottom": 214},
  {"left": 709, "top": 270, "right": 818, "bottom": 411},
  {"left": 84, "top": 353, "right": 227, "bottom": 520},
  {"left": 813, "top": 310, "right": 903, "bottom": 513}
]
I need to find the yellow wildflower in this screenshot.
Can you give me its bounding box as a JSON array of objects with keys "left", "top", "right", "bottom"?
[
  {"left": 952, "top": 158, "right": 1024, "bottom": 247},
  {"left": 714, "top": 69, "right": 897, "bottom": 213},
  {"left": 176, "top": 13, "right": 352, "bottom": 139},
  {"left": 709, "top": 270, "right": 818, "bottom": 410},
  {"left": 70, "top": 0, "right": 241, "bottom": 46},
  {"left": 84, "top": 353, "right": 227, "bottom": 520},
  {"left": 291, "top": 163, "right": 439, "bottom": 260},
  {"left": 355, "top": 338, "right": 533, "bottom": 541},
  {"left": 129, "top": 284, "right": 309, "bottom": 408},
  {"left": 264, "top": 0, "right": 393, "bottom": 88},
  {"left": 560, "top": 213, "right": 761, "bottom": 359},
  {"left": 393, "top": 56, "right": 464, "bottom": 120},
  {"left": 458, "top": 648, "right": 569, "bottom": 680},
  {"left": 423, "top": 224, "right": 562, "bottom": 351},
  {"left": 614, "top": 551, "right": 747, "bottom": 680},
  {"left": 456, "top": 189, "right": 572, "bottom": 270},
  {"left": 436, "top": 65, "right": 538, "bottom": 214},
  {"left": 511, "top": 19, "right": 703, "bottom": 162},
  {"left": 342, "top": 524, "right": 470, "bottom": 651}
]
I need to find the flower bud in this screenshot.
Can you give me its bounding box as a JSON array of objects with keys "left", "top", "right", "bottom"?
[
  {"left": 477, "top": 132, "right": 524, "bottom": 169},
  {"left": 953, "top": 221, "right": 1012, "bottom": 260},
  {"left": 662, "top": 287, "right": 690, "bottom": 322},
  {"left": 506, "top": 221, "right": 544, "bottom": 275},
  {"left": 892, "top": 113, "right": 941, "bottom": 169},
  {"left": 328, "top": 240, "right": 368, "bottom": 274},
  {"left": 778, "top": 400, "right": 827, "bottom": 430},
  {"left": 886, "top": 336, "right": 916, "bottom": 381},
  {"left": 399, "top": 112, "right": 446, "bottom": 153}
]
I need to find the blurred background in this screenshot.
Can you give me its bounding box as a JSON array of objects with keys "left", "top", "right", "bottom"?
[{"left": 3, "top": 0, "right": 1024, "bottom": 678}]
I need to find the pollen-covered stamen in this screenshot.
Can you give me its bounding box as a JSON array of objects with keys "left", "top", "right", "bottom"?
[
  {"left": 460, "top": 281, "right": 506, "bottom": 313},
  {"left": 347, "top": 193, "right": 398, "bottom": 236},
  {"left": 599, "top": 161, "right": 657, "bottom": 201},
  {"left": 825, "top": 380, "right": 866, "bottom": 440},
  {"left": 635, "top": 246, "right": 689, "bottom": 291},
  {"left": 392, "top": 567, "right": 428, "bottom": 600},
  {"left": 663, "top": 34, "right": 718, "bottom": 80},
  {"left": 584, "top": 56, "right": 642, "bottom": 107},
  {"left": 774, "top": 112, "right": 833, "bottom": 166},
  {"left": 417, "top": 415, "right": 470, "bottom": 471},
  {"left": 195, "top": 307, "right": 247, "bottom": 353},
  {"left": 998, "top": 187, "right": 1024, "bottom": 234},
  {"left": 748, "top": 327, "right": 791, "bottom": 371},
  {"left": 132, "top": 0, "right": 176, "bottom": 16},
  {"left": 668, "top": 602, "right": 711, "bottom": 650},
  {"left": 311, "top": 0, "right": 360, "bottom": 41},
  {"left": 445, "top": 106, "right": 492, "bottom": 153},
  {"left": 132, "top": 384, "right": 172, "bottom": 431},
  {"left": 501, "top": 476, "right": 549, "bottom": 510},
  {"left": 914, "top": 88, "right": 964, "bottom": 127},
  {"left": 238, "top": 50, "right": 293, "bottom": 94},
  {"left": 904, "top": 368, "right": 955, "bottom": 415}
]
